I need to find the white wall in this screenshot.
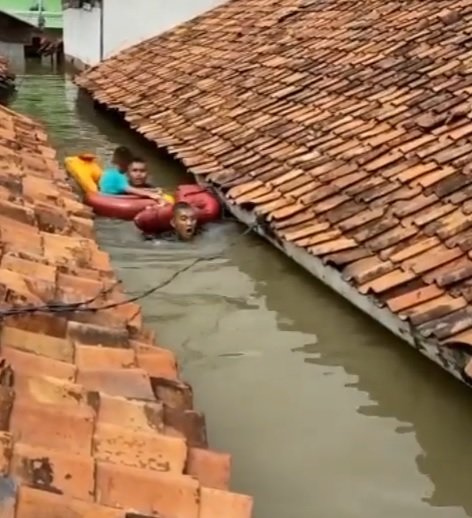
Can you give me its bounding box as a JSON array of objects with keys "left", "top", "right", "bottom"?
[
  {"left": 63, "top": 6, "right": 101, "bottom": 68},
  {"left": 64, "top": 0, "right": 227, "bottom": 67},
  {"left": 102, "top": 0, "right": 225, "bottom": 58}
]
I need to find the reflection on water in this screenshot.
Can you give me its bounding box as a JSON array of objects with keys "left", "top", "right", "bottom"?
[{"left": 10, "top": 60, "right": 472, "bottom": 518}]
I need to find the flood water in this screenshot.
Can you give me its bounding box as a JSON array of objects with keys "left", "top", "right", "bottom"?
[{"left": 9, "top": 60, "right": 472, "bottom": 518}]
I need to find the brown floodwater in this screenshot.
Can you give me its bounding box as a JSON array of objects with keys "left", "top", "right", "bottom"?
[{"left": 9, "top": 60, "right": 472, "bottom": 518}]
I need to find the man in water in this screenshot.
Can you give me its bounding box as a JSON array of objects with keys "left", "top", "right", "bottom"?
[
  {"left": 99, "top": 147, "right": 163, "bottom": 203},
  {"left": 127, "top": 156, "right": 153, "bottom": 188},
  {"left": 170, "top": 202, "right": 197, "bottom": 241},
  {"left": 127, "top": 156, "right": 175, "bottom": 204}
]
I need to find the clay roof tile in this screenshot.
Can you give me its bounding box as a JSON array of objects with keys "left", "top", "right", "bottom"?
[
  {"left": 0, "top": 79, "right": 252, "bottom": 516},
  {"left": 76, "top": 1, "right": 472, "bottom": 381}
]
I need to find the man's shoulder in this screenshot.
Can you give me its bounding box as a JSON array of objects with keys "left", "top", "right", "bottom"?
[
  {"left": 101, "top": 167, "right": 127, "bottom": 186},
  {"left": 99, "top": 167, "right": 128, "bottom": 194},
  {"left": 102, "top": 167, "right": 120, "bottom": 177}
]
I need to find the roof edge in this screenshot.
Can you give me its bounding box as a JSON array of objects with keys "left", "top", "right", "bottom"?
[
  {"left": 200, "top": 178, "right": 472, "bottom": 387},
  {"left": 0, "top": 8, "right": 38, "bottom": 29}
]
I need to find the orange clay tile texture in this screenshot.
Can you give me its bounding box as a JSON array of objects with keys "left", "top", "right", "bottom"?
[
  {"left": 77, "top": 1, "right": 472, "bottom": 377},
  {"left": 0, "top": 68, "right": 252, "bottom": 517}
]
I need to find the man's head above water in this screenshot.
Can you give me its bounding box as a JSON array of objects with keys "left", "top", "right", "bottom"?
[
  {"left": 127, "top": 156, "right": 149, "bottom": 187},
  {"left": 112, "top": 146, "right": 133, "bottom": 173},
  {"left": 171, "top": 202, "right": 197, "bottom": 241}
]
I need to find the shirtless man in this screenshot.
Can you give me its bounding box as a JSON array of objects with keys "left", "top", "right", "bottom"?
[{"left": 170, "top": 202, "right": 197, "bottom": 241}]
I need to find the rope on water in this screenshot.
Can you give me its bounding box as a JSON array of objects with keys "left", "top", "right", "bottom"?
[{"left": 0, "top": 222, "right": 257, "bottom": 319}]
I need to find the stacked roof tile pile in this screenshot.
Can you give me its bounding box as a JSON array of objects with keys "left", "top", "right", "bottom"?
[
  {"left": 0, "top": 102, "right": 253, "bottom": 516},
  {"left": 0, "top": 56, "right": 14, "bottom": 99},
  {"left": 77, "top": 0, "right": 472, "bottom": 383}
]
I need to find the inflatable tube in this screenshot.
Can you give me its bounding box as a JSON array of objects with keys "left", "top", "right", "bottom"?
[
  {"left": 85, "top": 192, "right": 161, "bottom": 220},
  {"left": 65, "top": 154, "right": 102, "bottom": 193},
  {"left": 177, "top": 184, "right": 221, "bottom": 224},
  {"left": 65, "top": 153, "right": 175, "bottom": 220},
  {"left": 65, "top": 155, "right": 175, "bottom": 202},
  {"left": 134, "top": 185, "right": 221, "bottom": 234}
]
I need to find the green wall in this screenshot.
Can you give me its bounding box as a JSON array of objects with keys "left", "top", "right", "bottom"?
[{"left": 0, "top": 0, "right": 63, "bottom": 29}]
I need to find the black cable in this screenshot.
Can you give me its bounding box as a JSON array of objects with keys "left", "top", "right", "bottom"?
[
  {"left": 0, "top": 222, "right": 257, "bottom": 319},
  {"left": 0, "top": 280, "right": 121, "bottom": 317}
]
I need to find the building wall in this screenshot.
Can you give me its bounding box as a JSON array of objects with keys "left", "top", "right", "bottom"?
[
  {"left": 63, "top": 0, "right": 226, "bottom": 68},
  {"left": 63, "top": 6, "right": 101, "bottom": 68},
  {"left": 102, "top": 0, "right": 224, "bottom": 57},
  {"left": 0, "top": 11, "right": 36, "bottom": 44}
]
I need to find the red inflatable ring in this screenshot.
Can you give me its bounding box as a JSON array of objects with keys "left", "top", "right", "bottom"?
[
  {"left": 84, "top": 191, "right": 159, "bottom": 220},
  {"left": 134, "top": 185, "right": 220, "bottom": 234}
]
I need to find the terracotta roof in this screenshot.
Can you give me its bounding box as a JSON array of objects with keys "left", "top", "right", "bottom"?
[
  {"left": 0, "top": 102, "right": 253, "bottom": 516},
  {"left": 76, "top": 0, "right": 472, "bottom": 383}
]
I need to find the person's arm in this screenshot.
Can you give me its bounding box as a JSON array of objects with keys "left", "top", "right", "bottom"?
[
  {"left": 124, "top": 185, "right": 164, "bottom": 202},
  {"left": 138, "top": 186, "right": 164, "bottom": 194}
]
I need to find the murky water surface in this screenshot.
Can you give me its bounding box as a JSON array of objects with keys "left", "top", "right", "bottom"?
[{"left": 10, "top": 61, "right": 472, "bottom": 518}]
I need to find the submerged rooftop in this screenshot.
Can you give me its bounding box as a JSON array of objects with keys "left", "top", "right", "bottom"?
[
  {"left": 77, "top": 0, "right": 472, "bottom": 385},
  {"left": 0, "top": 57, "right": 252, "bottom": 516}
]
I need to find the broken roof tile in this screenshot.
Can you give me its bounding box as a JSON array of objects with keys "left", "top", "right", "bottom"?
[{"left": 0, "top": 98, "right": 251, "bottom": 516}]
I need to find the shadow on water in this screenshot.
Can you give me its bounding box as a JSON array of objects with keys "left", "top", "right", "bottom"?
[{"left": 8, "top": 59, "right": 472, "bottom": 518}]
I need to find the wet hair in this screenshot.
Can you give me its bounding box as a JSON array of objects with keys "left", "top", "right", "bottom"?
[
  {"left": 129, "top": 156, "right": 146, "bottom": 165},
  {"left": 172, "top": 201, "right": 193, "bottom": 215},
  {"left": 112, "top": 146, "right": 133, "bottom": 166}
]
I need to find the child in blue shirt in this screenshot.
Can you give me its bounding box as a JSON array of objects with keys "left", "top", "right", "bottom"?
[{"left": 99, "top": 146, "right": 163, "bottom": 203}]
